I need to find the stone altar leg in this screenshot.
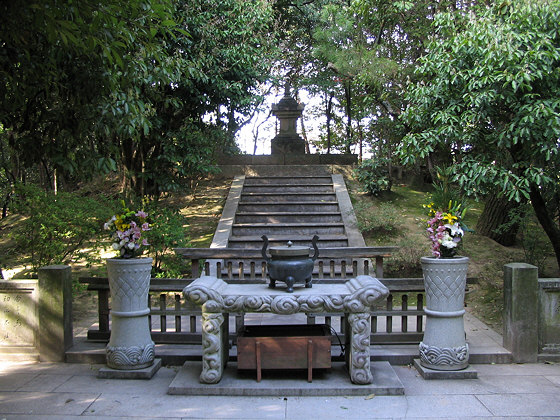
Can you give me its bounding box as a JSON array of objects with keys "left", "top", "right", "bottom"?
[
  {"left": 200, "top": 312, "right": 228, "bottom": 384},
  {"left": 345, "top": 312, "right": 373, "bottom": 384}
]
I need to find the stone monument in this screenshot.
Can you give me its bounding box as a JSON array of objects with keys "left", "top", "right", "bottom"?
[{"left": 270, "top": 83, "right": 305, "bottom": 155}]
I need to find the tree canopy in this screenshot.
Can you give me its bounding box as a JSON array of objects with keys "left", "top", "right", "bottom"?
[
  {"left": 398, "top": 0, "right": 560, "bottom": 271},
  {"left": 0, "top": 0, "right": 277, "bottom": 196}
]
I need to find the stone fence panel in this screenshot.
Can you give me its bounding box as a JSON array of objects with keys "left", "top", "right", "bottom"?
[{"left": 0, "top": 265, "right": 73, "bottom": 362}]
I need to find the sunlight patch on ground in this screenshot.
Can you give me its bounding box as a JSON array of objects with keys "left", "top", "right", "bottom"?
[{"left": 2, "top": 265, "right": 32, "bottom": 280}]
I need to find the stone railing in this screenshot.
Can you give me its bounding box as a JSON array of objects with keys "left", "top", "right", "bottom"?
[
  {"left": 80, "top": 276, "right": 428, "bottom": 346},
  {"left": 80, "top": 246, "right": 430, "bottom": 346},
  {"left": 7, "top": 261, "right": 556, "bottom": 364}
]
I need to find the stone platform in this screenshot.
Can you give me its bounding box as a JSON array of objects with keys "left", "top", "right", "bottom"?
[{"left": 168, "top": 361, "right": 404, "bottom": 396}]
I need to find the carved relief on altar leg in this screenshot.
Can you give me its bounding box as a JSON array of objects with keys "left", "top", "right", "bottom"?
[
  {"left": 200, "top": 312, "right": 225, "bottom": 384},
  {"left": 347, "top": 312, "right": 373, "bottom": 385}
]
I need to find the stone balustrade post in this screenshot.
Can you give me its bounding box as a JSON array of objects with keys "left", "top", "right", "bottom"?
[
  {"left": 503, "top": 263, "right": 538, "bottom": 363},
  {"left": 38, "top": 265, "right": 73, "bottom": 362}
]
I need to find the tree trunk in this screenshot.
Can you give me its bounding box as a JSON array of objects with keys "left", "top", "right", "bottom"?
[
  {"left": 357, "top": 121, "right": 363, "bottom": 162},
  {"left": 325, "top": 93, "right": 333, "bottom": 154},
  {"left": 344, "top": 82, "right": 352, "bottom": 154},
  {"left": 476, "top": 194, "right": 521, "bottom": 246},
  {"left": 529, "top": 183, "right": 560, "bottom": 275}
]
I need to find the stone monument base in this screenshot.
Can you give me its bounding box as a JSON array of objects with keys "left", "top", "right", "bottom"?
[
  {"left": 168, "top": 361, "right": 404, "bottom": 396},
  {"left": 97, "top": 358, "right": 162, "bottom": 380},
  {"left": 413, "top": 359, "right": 477, "bottom": 380}
]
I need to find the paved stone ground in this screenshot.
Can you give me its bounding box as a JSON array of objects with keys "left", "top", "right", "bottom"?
[
  {"left": 4, "top": 308, "right": 557, "bottom": 419},
  {"left": 0, "top": 359, "right": 559, "bottom": 419}
]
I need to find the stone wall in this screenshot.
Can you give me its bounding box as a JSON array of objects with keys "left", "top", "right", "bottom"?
[
  {"left": 503, "top": 263, "right": 560, "bottom": 362},
  {"left": 0, "top": 265, "right": 73, "bottom": 362},
  {"left": 215, "top": 153, "right": 358, "bottom": 166}
]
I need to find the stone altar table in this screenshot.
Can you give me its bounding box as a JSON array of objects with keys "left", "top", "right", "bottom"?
[{"left": 183, "top": 275, "right": 389, "bottom": 385}]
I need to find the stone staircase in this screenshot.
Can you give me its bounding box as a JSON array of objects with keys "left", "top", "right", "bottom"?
[
  {"left": 229, "top": 175, "right": 349, "bottom": 249},
  {"left": 210, "top": 168, "right": 365, "bottom": 278}
]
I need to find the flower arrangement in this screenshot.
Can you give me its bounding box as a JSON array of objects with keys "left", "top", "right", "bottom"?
[
  {"left": 104, "top": 204, "right": 151, "bottom": 258},
  {"left": 425, "top": 201, "right": 467, "bottom": 258}
]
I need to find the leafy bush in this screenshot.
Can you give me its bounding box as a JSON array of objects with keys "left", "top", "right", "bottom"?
[
  {"left": 385, "top": 235, "right": 429, "bottom": 278},
  {"left": 144, "top": 202, "right": 189, "bottom": 278},
  {"left": 354, "top": 201, "right": 399, "bottom": 237},
  {"left": 10, "top": 183, "right": 115, "bottom": 273},
  {"left": 354, "top": 158, "right": 392, "bottom": 196}
]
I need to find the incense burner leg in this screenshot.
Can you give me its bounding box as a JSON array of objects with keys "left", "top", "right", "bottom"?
[
  {"left": 200, "top": 311, "right": 226, "bottom": 384},
  {"left": 346, "top": 312, "right": 373, "bottom": 385}
]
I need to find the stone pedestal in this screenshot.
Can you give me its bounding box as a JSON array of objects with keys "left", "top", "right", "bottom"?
[
  {"left": 38, "top": 265, "right": 73, "bottom": 362},
  {"left": 106, "top": 258, "right": 155, "bottom": 370},
  {"left": 503, "top": 263, "right": 538, "bottom": 362},
  {"left": 419, "top": 257, "right": 469, "bottom": 371}
]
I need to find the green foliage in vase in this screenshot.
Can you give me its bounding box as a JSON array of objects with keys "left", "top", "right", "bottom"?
[{"left": 428, "top": 166, "right": 469, "bottom": 218}]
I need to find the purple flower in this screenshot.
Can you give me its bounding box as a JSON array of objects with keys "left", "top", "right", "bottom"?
[{"left": 136, "top": 211, "right": 148, "bottom": 219}]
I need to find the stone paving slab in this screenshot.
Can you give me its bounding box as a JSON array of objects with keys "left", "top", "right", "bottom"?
[
  {"left": 1, "top": 361, "right": 560, "bottom": 419},
  {"left": 284, "top": 395, "right": 408, "bottom": 420},
  {"left": 168, "top": 361, "right": 404, "bottom": 396},
  {"left": 476, "top": 393, "right": 560, "bottom": 417},
  {"left": 53, "top": 366, "right": 177, "bottom": 395},
  {"left": 84, "top": 394, "right": 287, "bottom": 419},
  {"left": 405, "top": 394, "right": 493, "bottom": 418},
  {"left": 393, "top": 363, "right": 560, "bottom": 396},
  {"left": 0, "top": 391, "right": 99, "bottom": 416},
  {"left": 3, "top": 417, "right": 179, "bottom": 420}
]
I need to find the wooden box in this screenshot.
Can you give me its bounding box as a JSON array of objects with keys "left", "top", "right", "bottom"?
[{"left": 237, "top": 324, "right": 332, "bottom": 382}]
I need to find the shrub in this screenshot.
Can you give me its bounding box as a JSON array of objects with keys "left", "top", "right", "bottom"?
[
  {"left": 144, "top": 202, "right": 189, "bottom": 278},
  {"left": 354, "top": 158, "right": 392, "bottom": 196},
  {"left": 385, "top": 235, "right": 429, "bottom": 278},
  {"left": 354, "top": 201, "right": 399, "bottom": 237},
  {"left": 10, "top": 183, "right": 115, "bottom": 273}
]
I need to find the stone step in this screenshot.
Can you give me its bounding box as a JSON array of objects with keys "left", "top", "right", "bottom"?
[
  {"left": 244, "top": 176, "right": 333, "bottom": 185},
  {"left": 232, "top": 223, "right": 345, "bottom": 236},
  {"left": 237, "top": 202, "right": 340, "bottom": 212},
  {"left": 240, "top": 192, "right": 337, "bottom": 203},
  {"left": 227, "top": 235, "right": 349, "bottom": 249},
  {"left": 235, "top": 212, "right": 343, "bottom": 224},
  {"left": 242, "top": 184, "right": 334, "bottom": 193}
]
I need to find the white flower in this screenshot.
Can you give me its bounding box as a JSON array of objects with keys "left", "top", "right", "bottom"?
[
  {"left": 112, "top": 243, "right": 121, "bottom": 250},
  {"left": 104, "top": 222, "right": 110, "bottom": 230},
  {"left": 441, "top": 232, "right": 458, "bottom": 249},
  {"left": 127, "top": 242, "right": 136, "bottom": 250},
  {"left": 445, "top": 223, "right": 463, "bottom": 237}
]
